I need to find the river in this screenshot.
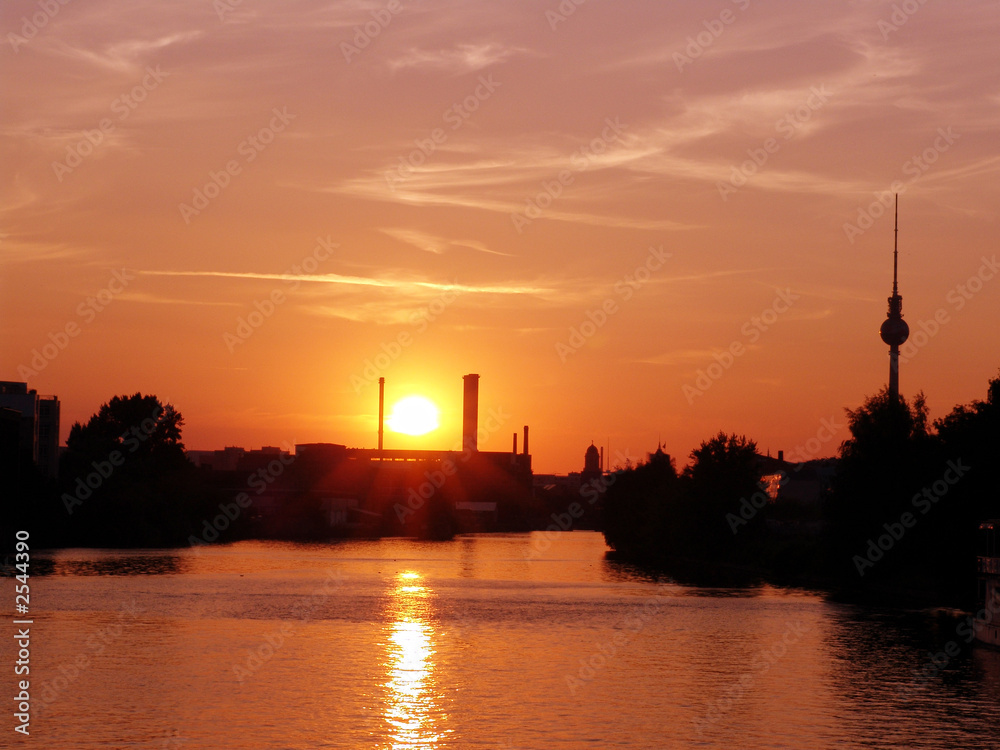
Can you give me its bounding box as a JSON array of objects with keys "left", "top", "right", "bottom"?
[{"left": 3, "top": 532, "right": 998, "bottom": 749}]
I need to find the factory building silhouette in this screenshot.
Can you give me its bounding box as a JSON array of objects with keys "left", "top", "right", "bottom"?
[{"left": 238, "top": 374, "right": 540, "bottom": 538}]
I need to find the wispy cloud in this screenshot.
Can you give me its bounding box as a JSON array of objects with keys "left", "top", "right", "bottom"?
[
  {"left": 388, "top": 42, "right": 526, "bottom": 73},
  {"left": 139, "top": 269, "right": 552, "bottom": 296},
  {"left": 329, "top": 146, "right": 699, "bottom": 232},
  {"left": 116, "top": 292, "right": 241, "bottom": 307},
  {"left": 379, "top": 227, "right": 512, "bottom": 256},
  {"left": 41, "top": 31, "right": 203, "bottom": 72}
]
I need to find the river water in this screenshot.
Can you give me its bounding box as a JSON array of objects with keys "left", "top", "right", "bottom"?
[{"left": 3, "top": 532, "right": 998, "bottom": 749}]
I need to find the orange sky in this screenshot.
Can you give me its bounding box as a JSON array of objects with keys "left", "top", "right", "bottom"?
[{"left": 2, "top": 0, "right": 999, "bottom": 473}]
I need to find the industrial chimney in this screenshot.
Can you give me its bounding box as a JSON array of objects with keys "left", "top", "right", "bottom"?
[
  {"left": 522, "top": 425, "right": 529, "bottom": 456},
  {"left": 463, "top": 374, "right": 480, "bottom": 452},
  {"left": 378, "top": 377, "right": 385, "bottom": 452}
]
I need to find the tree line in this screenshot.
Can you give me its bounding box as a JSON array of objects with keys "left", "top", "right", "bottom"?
[{"left": 601, "top": 372, "right": 1000, "bottom": 606}]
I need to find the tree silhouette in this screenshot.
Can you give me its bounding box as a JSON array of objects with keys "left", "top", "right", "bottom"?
[
  {"left": 827, "top": 386, "right": 948, "bottom": 591},
  {"left": 838, "top": 388, "right": 929, "bottom": 464},
  {"left": 57, "top": 393, "right": 198, "bottom": 546},
  {"left": 830, "top": 388, "right": 933, "bottom": 524},
  {"left": 65, "top": 393, "right": 185, "bottom": 464},
  {"left": 603, "top": 434, "right": 761, "bottom": 564},
  {"left": 602, "top": 448, "right": 679, "bottom": 561},
  {"left": 683, "top": 432, "right": 758, "bottom": 495},
  {"left": 929, "top": 372, "right": 1000, "bottom": 595},
  {"left": 682, "top": 432, "right": 761, "bottom": 559}
]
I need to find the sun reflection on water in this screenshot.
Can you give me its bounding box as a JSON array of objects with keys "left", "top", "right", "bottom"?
[{"left": 382, "top": 571, "right": 443, "bottom": 749}]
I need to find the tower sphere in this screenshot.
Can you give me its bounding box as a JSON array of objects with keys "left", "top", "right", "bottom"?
[{"left": 880, "top": 317, "right": 909, "bottom": 347}]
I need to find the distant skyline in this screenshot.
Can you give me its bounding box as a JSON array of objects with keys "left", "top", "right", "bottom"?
[{"left": 3, "top": 0, "right": 999, "bottom": 473}]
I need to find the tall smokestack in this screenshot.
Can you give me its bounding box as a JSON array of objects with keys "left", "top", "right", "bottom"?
[
  {"left": 512, "top": 432, "right": 518, "bottom": 455},
  {"left": 463, "top": 374, "right": 480, "bottom": 452},
  {"left": 378, "top": 377, "right": 385, "bottom": 451},
  {"left": 523, "top": 425, "right": 529, "bottom": 456}
]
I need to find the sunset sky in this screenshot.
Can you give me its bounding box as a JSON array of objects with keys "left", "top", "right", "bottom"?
[{"left": 3, "top": 0, "right": 999, "bottom": 473}]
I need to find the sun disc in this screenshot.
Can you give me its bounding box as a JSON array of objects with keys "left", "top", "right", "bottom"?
[{"left": 386, "top": 396, "right": 439, "bottom": 436}]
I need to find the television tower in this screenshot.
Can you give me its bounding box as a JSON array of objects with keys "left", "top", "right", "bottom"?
[{"left": 879, "top": 195, "right": 909, "bottom": 402}]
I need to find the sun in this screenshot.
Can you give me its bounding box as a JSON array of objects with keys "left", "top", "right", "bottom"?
[{"left": 386, "top": 396, "right": 440, "bottom": 436}]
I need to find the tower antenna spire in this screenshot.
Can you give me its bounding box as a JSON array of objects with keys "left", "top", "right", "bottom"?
[{"left": 893, "top": 194, "right": 899, "bottom": 295}]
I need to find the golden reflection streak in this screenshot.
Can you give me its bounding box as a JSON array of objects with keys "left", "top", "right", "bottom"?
[{"left": 382, "top": 571, "right": 442, "bottom": 750}]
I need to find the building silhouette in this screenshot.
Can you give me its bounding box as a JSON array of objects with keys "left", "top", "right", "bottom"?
[
  {"left": 190, "top": 374, "right": 537, "bottom": 538},
  {"left": 582, "top": 442, "right": 602, "bottom": 483},
  {"left": 0, "top": 381, "right": 60, "bottom": 479},
  {"left": 188, "top": 445, "right": 291, "bottom": 472},
  {"left": 529, "top": 441, "right": 609, "bottom": 532}
]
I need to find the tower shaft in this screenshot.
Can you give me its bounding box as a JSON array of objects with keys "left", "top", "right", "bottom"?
[{"left": 889, "top": 347, "right": 900, "bottom": 402}]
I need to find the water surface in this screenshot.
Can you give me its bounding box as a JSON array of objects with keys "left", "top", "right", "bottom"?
[{"left": 3, "top": 532, "right": 998, "bottom": 749}]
